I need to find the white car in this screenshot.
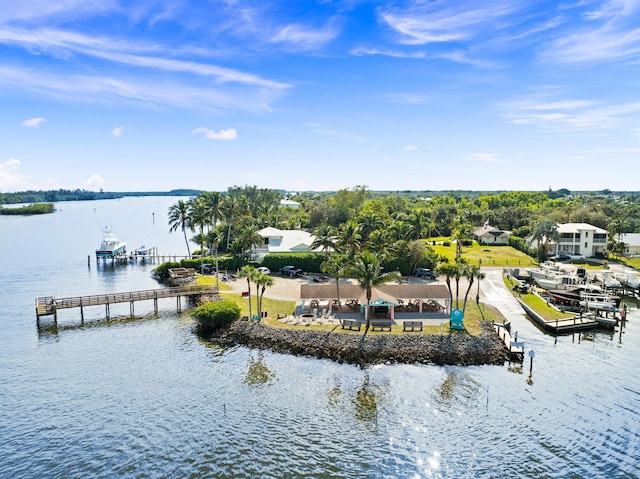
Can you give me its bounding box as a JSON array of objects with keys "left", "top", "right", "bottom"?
[{"left": 257, "top": 266, "right": 271, "bottom": 274}]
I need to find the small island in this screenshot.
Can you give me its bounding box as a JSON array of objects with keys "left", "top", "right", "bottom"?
[{"left": 0, "top": 203, "right": 55, "bottom": 215}]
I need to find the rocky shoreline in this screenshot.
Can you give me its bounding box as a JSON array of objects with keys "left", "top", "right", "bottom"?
[{"left": 206, "top": 320, "right": 509, "bottom": 366}]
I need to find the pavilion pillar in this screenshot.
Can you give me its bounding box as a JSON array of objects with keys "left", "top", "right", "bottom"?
[{"left": 419, "top": 300, "right": 423, "bottom": 313}]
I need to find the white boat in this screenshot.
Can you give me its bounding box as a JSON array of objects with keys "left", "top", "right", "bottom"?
[
  {"left": 614, "top": 270, "right": 640, "bottom": 289},
  {"left": 134, "top": 245, "right": 154, "bottom": 255},
  {"left": 591, "top": 270, "right": 622, "bottom": 289},
  {"left": 96, "top": 226, "right": 127, "bottom": 258}
]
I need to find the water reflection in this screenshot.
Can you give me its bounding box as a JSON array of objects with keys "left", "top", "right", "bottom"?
[
  {"left": 353, "top": 373, "right": 378, "bottom": 423},
  {"left": 244, "top": 353, "right": 276, "bottom": 387}
]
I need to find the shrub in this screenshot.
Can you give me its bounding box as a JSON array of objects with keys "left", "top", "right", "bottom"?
[
  {"left": 152, "top": 261, "right": 181, "bottom": 281},
  {"left": 192, "top": 300, "right": 241, "bottom": 333},
  {"left": 262, "top": 252, "right": 325, "bottom": 273}
]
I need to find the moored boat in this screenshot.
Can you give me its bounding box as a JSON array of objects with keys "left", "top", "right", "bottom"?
[{"left": 96, "top": 226, "right": 127, "bottom": 258}]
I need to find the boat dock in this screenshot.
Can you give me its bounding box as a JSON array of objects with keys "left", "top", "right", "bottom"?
[
  {"left": 516, "top": 298, "right": 604, "bottom": 333},
  {"left": 493, "top": 322, "right": 524, "bottom": 361},
  {"left": 36, "top": 285, "right": 218, "bottom": 325}
]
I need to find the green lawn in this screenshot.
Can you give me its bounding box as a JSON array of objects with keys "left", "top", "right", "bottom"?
[
  {"left": 430, "top": 242, "right": 536, "bottom": 267},
  {"left": 502, "top": 275, "right": 573, "bottom": 320}
]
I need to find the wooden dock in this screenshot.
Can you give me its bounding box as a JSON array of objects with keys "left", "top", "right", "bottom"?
[
  {"left": 36, "top": 285, "right": 219, "bottom": 325},
  {"left": 494, "top": 322, "right": 524, "bottom": 361},
  {"left": 516, "top": 298, "right": 602, "bottom": 334}
]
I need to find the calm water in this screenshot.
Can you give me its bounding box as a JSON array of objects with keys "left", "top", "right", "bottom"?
[{"left": 1, "top": 197, "right": 639, "bottom": 478}]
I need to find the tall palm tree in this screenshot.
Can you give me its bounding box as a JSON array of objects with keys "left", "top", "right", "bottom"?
[
  {"left": 350, "top": 251, "right": 401, "bottom": 329},
  {"left": 462, "top": 265, "right": 481, "bottom": 314},
  {"left": 168, "top": 199, "right": 192, "bottom": 257},
  {"left": 321, "top": 254, "right": 349, "bottom": 322},
  {"left": 238, "top": 265, "right": 257, "bottom": 319},
  {"left": 256, "top": 274, "right": 274, "bottom": 317},
  {"left": 204, "top": 191, "right": 224, "bottom": 225},
  {"left": 435, "top": 262, "right": 460, "bottom": 313},
  {"left": 205, "top": 227, "right": 224, "bottom": 285},
  {"left": 451, "top": 222, "right": 473, "bottom": 261}
]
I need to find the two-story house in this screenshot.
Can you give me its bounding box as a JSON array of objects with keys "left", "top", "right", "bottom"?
[{"left": 551, "top": 223, "right": 608, "bottom": 258}]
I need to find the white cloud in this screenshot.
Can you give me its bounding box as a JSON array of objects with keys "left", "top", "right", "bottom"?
[
  {"left": 379, "top": 1, "right": 523, "bottom": 45},
  {"left": 85, "top": 174, "right": 106, "bottom": 190},
  {"left": 467, "top": 153, "right": 502, "bottom": 163},
  {"left": 111, "top": 126, "right": 124, "bottom": 137},
  {"left": 192, "top": 127, "right": 239, "bottom": 140},
  {"left": 22, "top": 117, "right": 46, "bottom": 127},
  {"left": 504, "top": 93, "right": 640, "bottom": 133},
  {"left": 270, "top": 22, "right": 338, "bottom": 50},
  {"left": 0, "top": 158, "right": 28, "bottom": 190},
  {"left": 404, "top": 145, "right": 419, "bottom": 151}
]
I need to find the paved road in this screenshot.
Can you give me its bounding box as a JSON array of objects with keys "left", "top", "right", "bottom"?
[{"left": 479, "top": 267, "right": 528, "bottom": 322}]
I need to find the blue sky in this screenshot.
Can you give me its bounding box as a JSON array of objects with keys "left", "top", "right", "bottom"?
[{"left": 1, "top": 0, "right": 639, "bottom": 193}]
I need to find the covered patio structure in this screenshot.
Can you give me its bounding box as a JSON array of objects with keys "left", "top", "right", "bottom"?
[{"left": 299, "top": 282, "right": 451, "bottom": 323}]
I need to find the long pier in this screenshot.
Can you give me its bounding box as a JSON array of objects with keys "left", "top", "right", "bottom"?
[{"left": 36, "top": 285, "right": 219, "bottom": 325}]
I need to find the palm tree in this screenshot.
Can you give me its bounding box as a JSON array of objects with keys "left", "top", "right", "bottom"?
[
  {"left": 189, "top": 196, "right": 210, "bottom": 252},
  {"left": 256, "top": 274, "right": 274, "bottom": 317},
  {"left": 311, "top": 224, "right": 336, "bottom": 255},
  {"left": 451, "top": 222, "right": 473, "bottom": 261},
  {"left": 337, "top": 220, "right": 362, "bottom": 256},
  {"left": 168, "top": 199, "right": 192, "bottom": 257},
  {"left": 531, "top": 219, "right": 559, "bottom": 261},
  {"left": 202, "top": 191, "right": 224, "bottom": 230},
  {"left": 238, "top": 265, "right": 257, "bottom": 319},
  {"left": 321, "top": 254, "right": 349, "bottom": 322},
  {"left": 350, "top": 251, "right": 401, "bottom": 329},
  {"left": 462, "top": 265, "right": 481, "bottom": 314},
  {"left": 435, "top": 262, "right": 460, "bottom": 313},
  {"left": 205, "top": 227, "right": 224, "bottom": 285},
  {"left": 358, "top": 212, "right": 384, "bottom": 242}
]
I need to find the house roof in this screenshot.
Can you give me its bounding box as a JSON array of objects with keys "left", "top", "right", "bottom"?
[
  {"left": 300, "top": 283, "right": 450, "bottom": 301},
  {"left": 473, "top": 225, "right": 512, "bottom": 238},
  {"left": 556, "top": 223, "right": 607, "bottom": 234},
  {"left": 257, "top": 227, "right": 321, "bottom": 253}
]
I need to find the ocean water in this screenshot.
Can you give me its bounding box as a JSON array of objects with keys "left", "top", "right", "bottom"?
[{"left": 1, "top": 197, "right": 639, "bottom": 478}]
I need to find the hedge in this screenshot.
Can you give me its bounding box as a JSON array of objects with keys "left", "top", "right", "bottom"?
[
  {"left": 261, "top": 252, "right": 327, "bottom": 273},
  {"left": 192, "top": 300, "right": 241, "bottom": 333}
]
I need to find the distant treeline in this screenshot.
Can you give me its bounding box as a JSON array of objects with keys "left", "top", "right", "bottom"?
[
  {"left": 0, "top": 189, "right": 202, "bottom": 205},
  {"left": 0, "top": 203, "right": 55, "bottom": 215}
]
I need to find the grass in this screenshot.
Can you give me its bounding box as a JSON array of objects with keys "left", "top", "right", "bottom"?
[
  {"left": 193, "top": 272, "right": 507, "bottom": 337},
  {"left": 503, "top": 275, "right": 573, "bottom": 321},
  {"left": 429, "top": 242, "right": 536, "bottom": 267}
]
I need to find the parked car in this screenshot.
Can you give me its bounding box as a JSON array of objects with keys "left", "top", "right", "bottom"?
[
  {"left": 414, "top": 268, "right": 436, "bottom": 279},
  {"left": 257, "top": 266, "right": 271, "bottom": 274},
  {"left": 279, "top": 265, "right": 302, "bottom": 277}
]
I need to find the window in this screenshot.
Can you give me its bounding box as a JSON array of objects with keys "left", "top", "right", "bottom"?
[{"left": 585, "top": 242, "right": 588, "bottom": 248}]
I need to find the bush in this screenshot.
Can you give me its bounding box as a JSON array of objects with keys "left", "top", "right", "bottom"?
[
  {"left": 180, "top": 255, "right": 246, "bottom": 273},
  {"left": 262, "top": 253, "right": 326, "bottom": 273},
  {"left": 192, "top": 300, "right": 241, "bottom": 333},
  {"left": 152, "top": 261, "right": 181, "bottom": 281}
]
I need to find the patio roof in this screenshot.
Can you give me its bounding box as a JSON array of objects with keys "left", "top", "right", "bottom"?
[{"left": 299, "top": 283, "right": 450, "bottom": 301}]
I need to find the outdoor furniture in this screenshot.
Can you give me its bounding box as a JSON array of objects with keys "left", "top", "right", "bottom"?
[
  {"left": 250, "top": 315, "right": 261, "bottom": 322},
  {"left": 370, "top": 319, "right": 393, "bottom": 331},
  {"left": 340, "top": 319, "right": 361, "bottom": 331},
  {"left": 403, "top": 321, "right": 423, "bottom": 332},
  {"left": 310, "top": 299, "right": 319, "bottom": 308}
]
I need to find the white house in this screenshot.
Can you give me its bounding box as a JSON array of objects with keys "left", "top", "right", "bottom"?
[
  {"left": 279, "top": 199, "right": 300, "bottom": 208},
  {"left": 251, "top": 227, "right": 321, "bottom": 261},
  {"left": 473, "top": 224, "right": 512, "bottom": 245},
  {"left": 549, "top": 223, "right": 608, "bottom": 257},
  {"left": 621, "top": 233, "right": 640, "bottom": 257}
]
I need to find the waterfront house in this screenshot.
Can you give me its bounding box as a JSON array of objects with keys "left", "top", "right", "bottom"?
[
  {"left": 532, "top": 223, "right": 608, "bottom": 258},
  {"left": 252, "top": 227, "right": 322, "bottom": 261}
]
